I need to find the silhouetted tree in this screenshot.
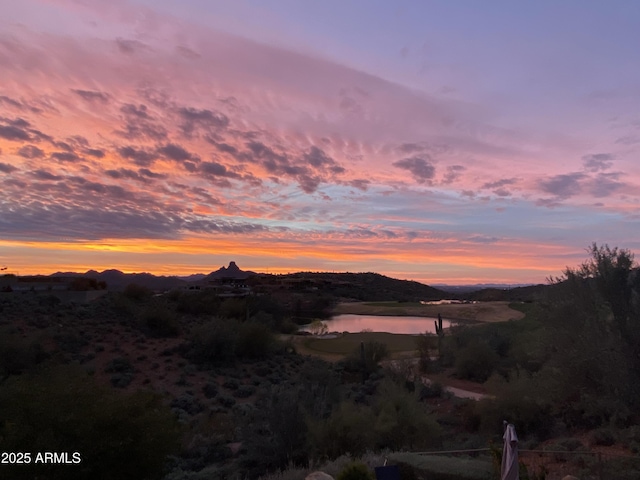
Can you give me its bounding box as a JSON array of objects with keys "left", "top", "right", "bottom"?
[{"left": 543, "top": 243, "right": 640, "bottom": 424}]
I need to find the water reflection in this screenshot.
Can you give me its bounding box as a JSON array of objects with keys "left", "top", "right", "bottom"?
[{"left": 309, "top": 314, "right": 452, "bottom": 334}]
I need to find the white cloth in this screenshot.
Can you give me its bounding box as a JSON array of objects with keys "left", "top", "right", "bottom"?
[{"left": 501, "top": 423, "right": 519, "bottom": 480}]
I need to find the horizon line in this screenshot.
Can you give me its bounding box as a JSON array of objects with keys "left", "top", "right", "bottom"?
[{"left": 2, "top": 266, "right": 543, "bottom": 287}]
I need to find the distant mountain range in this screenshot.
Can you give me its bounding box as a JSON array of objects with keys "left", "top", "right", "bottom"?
[
  {"left": 44, "top": 263, "right": 449, "bottom": 300},
  {"left": 51, "top": 261, "right": 256, "bottom": 291},
  {"left": 40, "top": 264, "right": 548, "bottom": 301},
  {"left": 51, "top": 269, "right": 188, "bottom": 291}
]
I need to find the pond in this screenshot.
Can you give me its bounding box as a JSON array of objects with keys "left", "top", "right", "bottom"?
[{"left": 304, "top": 314, "right": 452, "bottom": 334}]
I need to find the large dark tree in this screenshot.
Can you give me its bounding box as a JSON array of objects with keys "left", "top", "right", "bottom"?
[
  {"left": 573, "top": 245, "right": 638, "bottom": 338},
  {"left": 560, "top": 244, "right": 640, "bottom": 365},
  {"left": 546, "top": 244, "right": 640, "bottom": 424}
]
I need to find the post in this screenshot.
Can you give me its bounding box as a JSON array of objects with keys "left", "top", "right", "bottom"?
[
  {"left": 435, "top": 313, "right": 444, "bottom": 361},
  {"left": 360, "top": 341, "right": 366, "bottom": 383}
]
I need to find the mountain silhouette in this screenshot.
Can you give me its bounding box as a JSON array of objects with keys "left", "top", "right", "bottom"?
[
  {"left": 203, "top": 261, "right": 256, "bottom": 281},
  {"left": 51, "top": 269, "right": 186, "bottom": 291}
]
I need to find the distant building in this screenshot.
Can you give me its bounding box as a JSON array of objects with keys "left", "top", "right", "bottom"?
[
  {"left": 0, "top": 275, "right": 107, "bottom": 303},
  {"left": 181, "top": 276, "right": 252, "bottom": 297}
]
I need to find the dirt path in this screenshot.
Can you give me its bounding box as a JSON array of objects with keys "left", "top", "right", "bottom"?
[
  {"left": 422, "top": 377, "right": 488, "bottom": 400},
  {"left": 385, "top": 358, "right": 489, "bottom": 400},
  {"left": 421, "top": 371, "right": 489, "bottom": 400}
]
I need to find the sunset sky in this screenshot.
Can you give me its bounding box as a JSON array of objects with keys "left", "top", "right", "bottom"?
[{"left": 1, "top": 0, "right": 639, "bottom": 284}]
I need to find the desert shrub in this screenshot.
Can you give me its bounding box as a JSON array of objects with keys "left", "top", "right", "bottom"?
[
  {"left": 253, "top": 466, "right": 312, "bottom": 480},
  {"left": 485, "top": 328, "right": 512, "bottom": 358},
  {"left": 186, "top": 318, "right": 238, "bottom": 364},
  {"left": 218, "top": 395, "right": 236, "bottom": 408},
  {"left": 274, "top": 337, "right": 297, "bottom": 356},
  {"left": 233, "top": 403, "right": 256, "bottom": 417},
  {"left": 110, "top": 372, "right": 133, "bottom": 388},
  {"left": 247, "top": 294, "right": 287, "bottom": 325},
  {"left": 37, "top": 294, "right": 61, "bottom": 307},
  {"left": 337, "top": 462, "right": 375, "bottom": 480},
  {"left": 27, "top": 313, "right": 53, "bottom": 329},
  {"left": 309, "top": 401, "right": 376, "bottom": 459},
  {"left": 318, "top": 453, "right": 388, "bottom": 479},
  {"left": 569, "top": 393, "right": 633, "bottom": 428},
  {"left": 278, "top": 319, "right": 299, "bottom": 334},
  {"left": 176, "top": 291, "right": 221, "bottom": 315},
  {"left": 175, "top": 373, "right": 189, "bottom": 386},
  {"left": 363, "top": 341, "right": 389, "bottom": 371},
  {"left": 54, "top": 331, "right": 88, "bottom": 354},
  {"left": 233, "top": 384, "right": 256, "bottom": 398},
  {"left": 163, "top": 289, "right": 182, "bottom": 302},
  {"left": 297, "top": 358, "right": 342, "bottom": 419},
  {"left": 203, "top": 382, "right": 218, "bottom": 399},
  {"left": 111, "top": 293, "right": 136, "bottom": 315},
  {"left": 473, "top": 392, "right": 553, "bottom": 440},
  {"left": 415, "top": 332, "right": 436, "bottom": 373},
  {"left": 171, "top": 393, "right": 203, "bottom": 416},
  {"left": 240, "top": 386, "right": 309, "bottom": 477},
  {"left": 254, "top": 364, "right": 272, "bottom": 376},
  {"left": 454, "top": 340, "right": 499, "bottom": 382},
  {"left": 163, "top": 464, "right": 221, "bottom": 480},
  {"left": 105, "top": 356, "right": 133, "bottom": 373},
  {"left": 236, "top": 322, "right": 275, "bottom": 358},
  {"left": 0, "top": 365, "right": 180, "bottom": 480},
  {"left": 547, "top": 437, "right": 585, "bottom": 452},
  {"left": 141, "top": 304, "right": 179, "bottom": 337},
  {"left": 598, "top": 457, "right": 640, "bottom": 480},
  {"left": 105, "top": 357, "right": 134, "bottom": 388},
  {"left": 123, "top": 283, "right": 152, "bottom": 301},
  {"left": 168, "top": 429, "right": 234, "bottom": 476},
  {"left": 591, "top": 428, "right": 616, "bottom": 446},
  {"left": 223, "top": 378, "right": 240, "bottom": 390},
  {"left": 0, "top": 330, "right": 47, "bottom": 377},
  {"left": 269, "top": 373, "right": 285, "bottom": 385},
  {"left": 249, "top": 310, "right": 275, "bottom": 327},
  {"left": 623, "top": 426, "right": 640, "bottom": 449},
  {"left": 372, "top": 379, "right": 441, "bottom": 451},
  {"left": 343, "top": 341, "right": 389, "bottom": 376},
  {"left": 418, "top": 381, "right": 445, "bottom": 400},
  {"left": 221, "top": 365, "right": 244, "bottom": 378},
  {"left": 219, "top": 298, "right": 247, "bottom": 319}
]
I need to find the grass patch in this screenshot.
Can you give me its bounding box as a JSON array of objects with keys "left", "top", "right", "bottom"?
[
  {"left": 304, "top": 332, "right": 418, "bottom": 356},
  {"left": 334, "top": 301, "right": 525, "bottom": 323},
  {"left": 363, "top": 301, "right": 423, "bottom": 307},
  {"left": 389, "top": 452, "right": 493, "bottom": 480},
  {"left": 507, "top": 301, "right": 545, "bottom": 323}
]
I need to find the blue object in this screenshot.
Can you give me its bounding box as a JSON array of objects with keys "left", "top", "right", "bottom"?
[{"left": 374, "top": 465, "right": 400, "bottom": 480}]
